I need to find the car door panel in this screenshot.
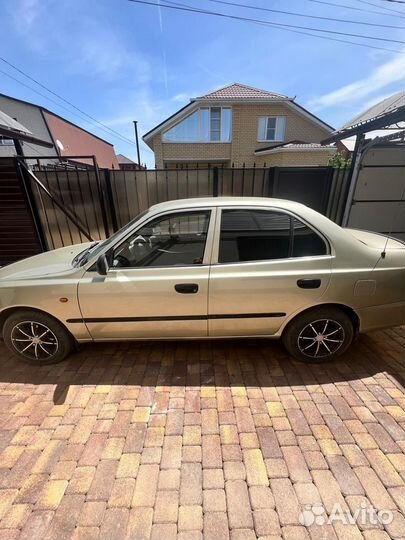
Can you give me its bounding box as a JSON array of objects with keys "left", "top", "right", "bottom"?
[
  {"left": 78, "top": 266, "right": 209, "bottom": 339},
  {"left": 208, "top": 207, "right": 332, "bottom": 337},
  {"left": 77, "top": 208, "right": 216, "bottom": 340}
]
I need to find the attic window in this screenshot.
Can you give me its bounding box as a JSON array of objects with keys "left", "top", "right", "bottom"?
[
  {"left": 163, "top": 107, "right": 232, "bottom": 143},
  {"left": 258, "top": 116, "right": 286, "bottom": 142}
]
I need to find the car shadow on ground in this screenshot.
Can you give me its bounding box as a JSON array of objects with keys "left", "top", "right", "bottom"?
[{"left": 0, "top": 328, "right": 403, "bottom": 406}]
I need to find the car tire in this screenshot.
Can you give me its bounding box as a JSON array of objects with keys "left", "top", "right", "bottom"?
[
  {"left": 282, "top": 307, "right": 354, "bottom": 363},
  {"left": 3, "top": 310, "right": 74, "bottom": 365}
]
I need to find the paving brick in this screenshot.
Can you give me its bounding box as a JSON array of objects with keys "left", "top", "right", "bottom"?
[
  {"left": 204, "top": 512, "right": 230, "bottom": 540},
  {"left": 42, "top": 494, "right": 84, "bottom": 540},
  {"left": 203, "top": 488, "right": 226, "bottom": 512},
  {"left": 363, "top": 448, "right": 404, "bottom": 487},
  {"left": 249, "top": 485, "right": 275, "bottom": 509},
  {"left": 16, "top": 473, "right": 48, "bottom": 504},
  {"left": 180, "top": 463, "right": 202, "bottom": 505},
  {"left": 161, "top": 435, "right": 182, "bottom": 469},
  {"left": 0, "top": 502, "right": 31, "bottom": 530},
  {"left": 222, "top": 444, "right": 242, "bottom": 461},
  {"left": 230, "top": 529, "right": 255, "bottom": 540},
  {"left": 132, "top": 463, "right": 159, "bottom": 507},
  {"left": 158, "top": 469, "right": 180, "bottom": 491},
  {"left": 78, "top": 500, "right": 106, "bottom": 526},
  {"left": 19, "top": 510, "right": 54, "bottom": 540},
  {"left": 151, "top": 523, "right": 177, "bottom": 540},
  {"left": 286, "top": 409, "right": 311, "bottom": 436},
  {"left": 256, "top": 427, "right": 282, "bottom": 458},
  {"left": 178, "top": 505, "right": 203, "bottom": 531},
  {"left": 202, "top": 434, "right": 222, "bottom": 468},
  {"left": 36, "top": 479, "right": 68, "bottom": 510},
  {"left": 203, "top": 468, "right": 224, "bottom": 489},
  {"left": 66, "top": 466, "right": 96, "bottom": 494},
  {"left": 294, "top": 482, "right": 322, "bottom": 506},
  {"left": 244, "top": 449, "right": 269, "bottom": 486},
  {"left": 253, "top": 508, "right": 281, "bottom": 536},
  {"left": 226, "top": 479, "right": 253, "bottom": 529},
  {"left": 116, "top": 452, "right": 140, "bottom": 478},
  {"left": 108, "top": 477, "right": 135, "bottom": 507},
  {"left": 123, "top": 423, "right": 146, "bottom": 454},
  {"left": 354, "top": 467, "right": 396, "bottom": 511},
  {"left": 265, "top": 457, "right": 289, "bottom": 478},
  {"left": 312, "top": 469, "right": 348, "bottom": 514},
  {"left": 126, "top": 507, "right": 153, "bottom": 540},
  {"left": 327, "top": 455, "right": 365, "bottom": 496},
  {"left": 154, "top": 489, "right": 179, "bottom": 523},
  {"left": 224, "top": 460, "right": 246, "bottom": 481},
  {"left": 282, "top": 525, "right": 310, "bottom": 540},
  {"left": 282, "top": 446, "right": 312, "bottom": 483},
  {"left": 144, "top": 427, "right": 164, "bottom": 447},
  {"left": 101, "top": 437, "right": 125, "bottom": 460},
  {"left": 235, "top": 408, "right": 255, "bottom": 433},
  {"left": 183, "top": 445, "right": 202, "bottom": 462},
  {"left": 183, "top": 425, "right": 201, "bottom": 446},
  {"left": 166, "top": 410, "right": 184, "bottom": 435},
  {"left": 366, "top": 423, "right": 402, "bottom": 453},
  {"left": 201, "top": 409, "right": 219, "bottom": 435},
  {"left": 87, "top": 460, "right": 118, "bottom": 501},
  {"left": 270, "top": 478, "right": 302, "bottom": 526},
  {"left": 388, "top": 486, "right": 405, "bottom": 514}
]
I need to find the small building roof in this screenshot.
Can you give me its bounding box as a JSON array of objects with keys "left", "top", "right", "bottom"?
[
  {"left": 117, "top": 153, "right": 137, "bottom": 164},
  {"left": 255, "top": 140, "right": 335, "bottom": 156},
  {"left": 0, "top": 108, "right": 53, "bottom": 147},
  {"left": 197, "top": 83, "right": 288, "bottom": 101}
]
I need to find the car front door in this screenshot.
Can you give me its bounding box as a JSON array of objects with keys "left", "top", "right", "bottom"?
[
  {"left": 208, "top": 207, "right": 332, "bottom": 337},
  {"left": 77, "top": 208, "right": 216, "bottom": 340}
]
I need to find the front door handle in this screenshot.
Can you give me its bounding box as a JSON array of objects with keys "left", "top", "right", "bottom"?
[
  {"left": 175, "top": 283, "right": 199, "bottom": 294},
  {"left": 297, "top": 279, "right": 321, "bottom": 289}
]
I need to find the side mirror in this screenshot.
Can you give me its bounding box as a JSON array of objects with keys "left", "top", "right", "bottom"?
[{"left": 96, "top": 254, "right": 108, "bottom": 276}]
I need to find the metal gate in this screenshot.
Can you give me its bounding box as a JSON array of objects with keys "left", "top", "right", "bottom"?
[{"left": 344, "top": 146, "right": 405, "bottom": 241}]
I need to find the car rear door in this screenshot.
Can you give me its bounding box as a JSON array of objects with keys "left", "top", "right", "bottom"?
[
  {"left": 77, "top": 207, "right": 216, "bottom": 340},
  {"left": 208, "top": 206, "right": 332, "bottom": 337}
]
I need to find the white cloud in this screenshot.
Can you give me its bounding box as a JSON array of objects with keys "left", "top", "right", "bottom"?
[
  {"left": 309, "top": 52, "right": 405, "bottom": 111},
  {"left": 12, "top": 0, "right": 41, "bottom": 32}
]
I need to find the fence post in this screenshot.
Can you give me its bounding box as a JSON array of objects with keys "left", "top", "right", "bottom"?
[
  {"left": 213, "top": 166, "right": 219, "bottom": 197},
  {"left": 104, "top": 169, "right": 119, "bottom": 233},
  {"left": 92, "top": 156, "right": 110, "bottom": 238}
]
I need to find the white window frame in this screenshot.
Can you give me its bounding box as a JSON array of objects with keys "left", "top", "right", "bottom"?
[
  {"left": 162, "top": 107, "right": 232, "bottom": 143},
  {"left": 257, "top": 116, "right": 286, "bottom": 143}
]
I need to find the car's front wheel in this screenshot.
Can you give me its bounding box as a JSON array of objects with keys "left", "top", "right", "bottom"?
[
  {"left": 3, "top": 310, "right": 74, "bottom": 364},
  {"left": 282, "top": 307, "right": 354, "bottom": 363}
]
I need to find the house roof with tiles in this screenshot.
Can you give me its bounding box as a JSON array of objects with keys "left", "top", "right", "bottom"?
[{"left": 196, "top": 83, "right": 288, "bottom": 101}]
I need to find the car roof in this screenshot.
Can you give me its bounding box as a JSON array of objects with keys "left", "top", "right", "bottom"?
[{"left": 149, "top": 197, "right": 306, "bottom": 213}]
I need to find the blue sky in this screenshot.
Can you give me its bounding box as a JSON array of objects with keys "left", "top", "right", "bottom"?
[{"left": 1, "top": 0, "right": 404, "bottom": 167}]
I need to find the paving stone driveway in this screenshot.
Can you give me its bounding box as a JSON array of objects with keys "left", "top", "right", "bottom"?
[{"left": 0, "top": 327, "right": 404, "bottom": 540}]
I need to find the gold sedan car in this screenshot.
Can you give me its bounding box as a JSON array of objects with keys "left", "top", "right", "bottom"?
[{"left": 1, "top": 197, "right": 404, "bottom": 364}]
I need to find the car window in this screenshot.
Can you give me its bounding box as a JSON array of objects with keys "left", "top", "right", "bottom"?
[
  {"left": 218, "top": 209, "right": 327, "bottom": 263},
  {"left": 111, "top": 210, "right": 211, "bottom": 268},
  {"left": 291, "top": 217, "right": 327, "bottom": 257}
]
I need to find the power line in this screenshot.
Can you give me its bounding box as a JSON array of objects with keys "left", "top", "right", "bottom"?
[
  {"left": 378, "top": 0, "right": 405, "bottom": 4},
  {"left": 0, "top": 57, "right": 138, "bottom": 147},
  {"left": 206, "top": 0, "right": 404, "bottom": 28},
  {"left": 304, "top": 0, "right": 405, "bottom": 18},
  {"left": 356, "top": 0, "right": 405, "bottom": 13},
  {"left": 129, "top": 0, "right": 405, "bottom": 49}
]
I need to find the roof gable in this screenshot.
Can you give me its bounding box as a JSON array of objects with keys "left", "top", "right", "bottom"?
[{"left": 197, "top": 83, "right": 288, "bottom": 101}]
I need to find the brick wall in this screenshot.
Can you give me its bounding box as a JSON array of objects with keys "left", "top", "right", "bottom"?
[
  {"left": 152, "top": 102, "right": 332, "bottom": 168},
  {"left": 254, "top": 150, "right": 334, "bottom": 167}
]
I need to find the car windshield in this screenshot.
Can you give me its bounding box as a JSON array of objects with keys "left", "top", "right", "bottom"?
[{"left": 72, "top": 209, "right": 149, "bottom": 267}]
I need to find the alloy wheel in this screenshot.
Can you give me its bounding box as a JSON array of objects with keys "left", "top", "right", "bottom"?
[
  {"left": 297, "top": 318, "right": 345, "bottom": 359},
  {"left": 10, "top": 321, "right": 59, "bottom": 361}
]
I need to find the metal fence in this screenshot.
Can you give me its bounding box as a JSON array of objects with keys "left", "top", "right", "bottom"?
[{"left": 26, "top": 162, "right": 351, "bottom": 251}]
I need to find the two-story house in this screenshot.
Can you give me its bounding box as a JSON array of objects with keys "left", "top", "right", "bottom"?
[{"left": 143, "top": 83, "right": 335, "bottom": 168}]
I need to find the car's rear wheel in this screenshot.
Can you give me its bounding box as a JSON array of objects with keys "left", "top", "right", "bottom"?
[
  {"left": 3, "top": 310, "right": 74, "bottom": 364},
  {"left": 282, "top": 307, "right": 354, "bottom": 363}
]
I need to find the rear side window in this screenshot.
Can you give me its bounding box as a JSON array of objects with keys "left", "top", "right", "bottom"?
[{"left": 218, "top": 209, "right": 327, "bottom": 263}]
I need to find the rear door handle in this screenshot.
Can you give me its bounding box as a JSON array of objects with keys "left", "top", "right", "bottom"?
[
  {"left": 297, "top": 279, "right": 321, "bottom": 289},
  {"left": 175, "top": 283, "right": 199, "bottom": 294}
]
